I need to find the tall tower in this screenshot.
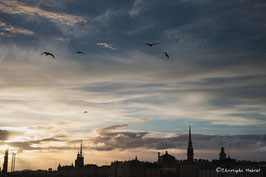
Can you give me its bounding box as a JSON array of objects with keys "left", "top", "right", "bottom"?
[
  {"left": 11, "top": 152, "right": 16, "bottom": 172},
  {"left": 75, "top": 141, "right": 84, "bottom": 168},
  {"left": 219, "top": 147, "right": 226, "bottom": 160},
  {"left": 2, "top": 148, "right": 8, "bottom": 177},
  {"left": 187, "top": 123, "right": 194, "bottom": 163}
]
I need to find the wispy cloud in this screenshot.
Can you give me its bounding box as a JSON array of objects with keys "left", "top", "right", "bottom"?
[
  {"left": 96, "top": 42, "right": 117, "bottom": 50},
  {"left": 129, "top": 0, "right": 162, "bottom": 17},
  {"left": 0, "top": 0, "right": 94, "bottom": 38},
  {"left": 0, "top": 0, "right": 86, "bottom": 26},
  {"left": 129, "top": 0, "right": 144, "bottom": 17},
  {"left": 0, "top": 21, "right": 35, "bottom": 36},
  {"left": 55, "top": 37, "right": 70, "bottom": 43},
  {"left": 93, "top": 9, "right": 112, "bottom": 24}
]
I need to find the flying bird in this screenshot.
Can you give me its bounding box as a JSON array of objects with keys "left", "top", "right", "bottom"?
[
  {"left": 41, "top": 52, "right": 55, "bottom": 59},
  {"left": 75, "top": 51, "right": 85, "bottom": 54},
  {"left": 163, "top": 52, "right": 169, "bottom": 60},
  {"left": 145, "top": 43, "right": 157, "bottom": 47},
  {"left": 83, "top": 111, "right": 87, "bottom": 114}
]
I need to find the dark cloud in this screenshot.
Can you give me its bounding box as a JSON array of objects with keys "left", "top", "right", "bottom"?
[
  {"left": 0, "top": 129, "right": 23, "bottom": 140},
  {"left": 1, "top": 137, "right": 64, "bottom": 152},
  {"left": 90, "top": 124, "right": 266, "bottom": 152},
  {"left": 1, "top": 124, "right": 265, "bottom": 162},
  {"left": 0, "top": 130, "right": 12, "bottom": 140}
]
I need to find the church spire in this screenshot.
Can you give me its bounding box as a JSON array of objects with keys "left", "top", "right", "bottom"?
[
  {"left": 187, "top": 122, "right": 194, "bottom": 163},
  {"left": 189, "top": 123, "right": 192, "bottom": 145},
  {"left": 75, "top": 141, "right": 84, "bottom": 168},
  {"left": 80, "top": 141, "right": 83, "bottom": 156}
]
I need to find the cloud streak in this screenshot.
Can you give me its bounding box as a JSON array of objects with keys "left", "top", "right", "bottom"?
[
  {"left": 0, "top": 0, "right": 86, "bottom": 26},
  {"left": 96, "top": 43, "right": 117, "bottom": 50},
  {"left": 90, "top": 124, "right": 266, "bottom": 152},
  {"left": 0, "top": 21, "right": 35, "bottom": 36}
]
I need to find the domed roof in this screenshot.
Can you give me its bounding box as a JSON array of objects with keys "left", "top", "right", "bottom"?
[{"left": 158, "top": 151, "right": 177, "bottom": 163}]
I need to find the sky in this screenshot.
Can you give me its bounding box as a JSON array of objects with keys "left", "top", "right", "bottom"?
[{"left": 0, "top": 0, "right": 266, "bottom": 171}]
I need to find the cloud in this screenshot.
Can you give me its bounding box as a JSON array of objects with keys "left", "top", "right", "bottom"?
[
  {"left": 137, "top": 117, "right": 152, "bottom": 123},
  {"left": 92, "top": 124, "right": 148, "bottom": 151},
  {"left": 96, "top": 43, "right": 117, "bottom": 50},
  {"left": 1, "top": 122, "right": 266, "bottom": 161},
  {"left": 129, "top": 0, "right": 162, "bottom": 17},
  {"left": 98, "top": 124, "right": 128, "bottom": 133},
  {"left": 55, "top": 37, "right": 70, "bottom": 43},
  {"left": 0, "top": 0, "right": 86, "bottom": 26},
  {"left": 28, "top": 125, "right": 54, "bottom": 131},
  {"left": 0, "top": 0, "right": 94, "bottom": 38},
  {"left": 129, "top": 0, "right": 144, "bottom": 17},
  {"left": 89, "top": 124, "right": 266, "bottom": 154},
  {"left": 93, "top": 9, "right": 112, "bottom": 24},
  {"left": 0, "top": 0, "right": 265, "bottom": 169},
  {"left": 5, "top": 139, "right": 59, "bottom": 152},
  {"left": 0, "top": 21, "right": 35, "bottom": 36},
  {"left": 0, "top": 129, "right": 23, "bottom": 140}
]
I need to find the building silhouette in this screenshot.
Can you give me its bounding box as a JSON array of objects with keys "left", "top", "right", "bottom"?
[
  {"left": 75, "top": 142, "right": 84, "bottom": 168},
  {"left": 219, "top": 147, "right": 226, "bottom": 161},
  {"left": 2, "top": 124, "right": 265, "bottom": 177},
  {"left": 187, "top": 124, "right": 194, "bottom": 163},
  {"left": 49, "top": 125, "right": 266, "bottom": 177}
]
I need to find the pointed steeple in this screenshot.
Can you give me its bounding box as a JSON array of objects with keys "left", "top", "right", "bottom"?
[
  {"left": 187, "top": 122, "right": 194, "bottom": 163},
  {"left": 80, "top": 141, "right": 83, "bottom": 156},
  {"left": 75, "top": 141, "right": 84, "bottom": 168},
  {"left": 188, "top": 123, "right": 192, "bottom": 145}
]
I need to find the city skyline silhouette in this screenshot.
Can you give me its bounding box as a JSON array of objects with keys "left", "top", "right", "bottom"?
[{"left": 0, "top": 0, "right": 266, "bottom": 173}]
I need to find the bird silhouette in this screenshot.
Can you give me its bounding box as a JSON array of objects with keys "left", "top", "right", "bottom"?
[
  {"left": 41, "top": 52, "right": 55, "bottom": 58},
  {"left": 145, "top": 43, "right": 157, "bottom": 47},
  {"left": 163, "top": 52, "right": 169, "bottom": 60},
  {"left": 75, "top": 51, "right": 85, "bottom": 54},
  {"left": 83, "top": 111, "right": 87, "bottom": 114}
]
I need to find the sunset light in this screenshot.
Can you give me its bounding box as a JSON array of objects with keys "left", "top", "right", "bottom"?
[{"left": 0, "top": 0, "right": 265, "bottom": 176}]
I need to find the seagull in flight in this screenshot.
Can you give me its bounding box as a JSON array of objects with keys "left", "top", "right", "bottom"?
[
  {"left": 163, "top": 52, "right": 169, "bottom": 60},
  {"left": 75, "top": 51, "right": 85, "bottom": 54},
  {"left": 145, "top": 43, "right": 157, "bottom": 47},
  {"left": 83, "top": 111, "right": 88, "bottom": 114},
  {"left": 41, "top": 52, "right": 55, "bottom": 59}
]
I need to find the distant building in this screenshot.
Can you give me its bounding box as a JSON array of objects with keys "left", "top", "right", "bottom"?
[
  {"left": 111, "top": 157, "right": 160, "bottom": 177},
  {"left": 158, "top": 151, "right": 177, "bottom": 177},
  {"left": 75, "top": 142, "right": 84, "bottom": 168},
  {"left": 58, "top": 164, "right": 97, "bottom": 177},
  {"left": 56, "top": 125, "right": 265, "bottom": 177},
  {"left": 219, "top": 147, "right": 226, "bottom": 161}
]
